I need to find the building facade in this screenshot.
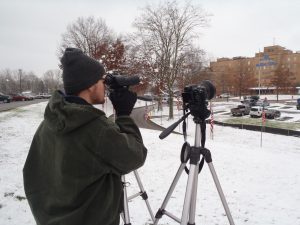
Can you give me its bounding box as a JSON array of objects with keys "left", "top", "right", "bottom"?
[{"left": 210, "top": 45, "right": 300, "bottom": 95}]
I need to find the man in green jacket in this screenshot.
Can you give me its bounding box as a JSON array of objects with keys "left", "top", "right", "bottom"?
[{"left": 23, "top": 48, "right": 147, "bottom": 225}]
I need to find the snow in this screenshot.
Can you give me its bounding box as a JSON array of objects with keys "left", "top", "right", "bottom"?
[{"left": 0, "top": 100, "right": 300, "bottom": 225}]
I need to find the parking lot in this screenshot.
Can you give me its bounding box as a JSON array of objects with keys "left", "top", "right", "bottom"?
[{"left": 212, "top": 98, "right": 300, "bottom": 131}]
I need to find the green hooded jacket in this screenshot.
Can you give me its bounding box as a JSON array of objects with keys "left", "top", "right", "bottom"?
[{"left": 23, "top": 91, "right": 147, "bottom": 225}]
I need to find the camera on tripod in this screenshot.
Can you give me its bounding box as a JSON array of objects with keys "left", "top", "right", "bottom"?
[
  {"left": 181, "top": 80, "right": 216, "bottom": 120},
  {"left": 155, "top": 80, "right": 236, "bottom": 225}
]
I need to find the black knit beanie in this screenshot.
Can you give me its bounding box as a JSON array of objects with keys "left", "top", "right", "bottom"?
[{"left": 60, "top": 48, "right": 105, "bottom": 95}]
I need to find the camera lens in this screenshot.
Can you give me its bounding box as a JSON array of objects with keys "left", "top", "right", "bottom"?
[{"left": 200, "top": 80, "right": 216, "bottom": 100}]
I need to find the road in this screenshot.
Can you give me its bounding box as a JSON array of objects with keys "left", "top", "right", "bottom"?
[
  {"left": 0, "top": 99, "right": 48, "bottom": 112},
  {"left": 131, "top": 105, "right": 166, "bottom": 131},
  {"left": 0, "top": 99, "right": 171, "bottom": 133}
]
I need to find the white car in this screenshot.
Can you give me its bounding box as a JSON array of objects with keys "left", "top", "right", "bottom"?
[
  {"left": 249, "top": 106, "right": 263, "bottom": 118},
  {"left": 219, "top": 93, "right": 230, "bottom": 98}
]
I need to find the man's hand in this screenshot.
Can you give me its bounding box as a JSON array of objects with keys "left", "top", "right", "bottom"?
[{"left": 109, "top": 90, "right": 137, "bottom": 116}]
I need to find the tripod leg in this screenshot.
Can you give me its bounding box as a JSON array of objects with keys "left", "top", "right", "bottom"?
[
  {"left": 181, "top": 164, "right": 198, "bottom": 225},
  {"left": 188, "top": 162, "right": 200, "bottom": 225},
  {"left": 154, "top": 163, "right": 186, "bottom": 225},
  {"left": 207, "top": 162, "right": 235, "bottom": 225},
  {"left": 133, "top": 170, "right": 155, "bottom": 222},
  {"left": 121, "top": 175, "right": 131, "bottom": 225}
]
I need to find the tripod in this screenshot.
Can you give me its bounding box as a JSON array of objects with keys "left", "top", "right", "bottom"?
[
  {"left": 154, "top": 114, "right": 235, "bottom": 225},
  {"left": 121, "top": 170, "right": 155, "bottom": 225}
]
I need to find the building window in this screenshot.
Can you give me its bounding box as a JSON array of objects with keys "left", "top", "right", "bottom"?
[
  {"left": 288, "top": 57, "right": 290, "bottom": 61},
  {"left": 248, "top": 61, "right": 251, "bottom": 65}
]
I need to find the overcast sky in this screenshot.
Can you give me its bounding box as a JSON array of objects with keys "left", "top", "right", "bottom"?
[{"left": 1, "top": 0, "right": 300, "bottom": 76}]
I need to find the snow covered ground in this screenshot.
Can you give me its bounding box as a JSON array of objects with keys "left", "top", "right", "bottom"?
[{"left": 0, "top": 100, "right": 300, "bottom": 225}]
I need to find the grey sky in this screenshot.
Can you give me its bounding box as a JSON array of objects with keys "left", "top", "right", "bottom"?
[{"left": 1, "top": 0, "right": 299, "bottom": 76}]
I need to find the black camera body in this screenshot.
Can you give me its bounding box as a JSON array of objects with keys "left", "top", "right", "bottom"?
[
  {"left": 182, "top": 80, "right": 216, "bottom": 120},
  {"left": 104, "top": 74, "right": 140, "bottom": 90}
]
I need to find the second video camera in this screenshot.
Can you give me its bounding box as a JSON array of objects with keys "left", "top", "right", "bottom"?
[{"left": 182, "top": 80, "right": 216, "bottom": 120}]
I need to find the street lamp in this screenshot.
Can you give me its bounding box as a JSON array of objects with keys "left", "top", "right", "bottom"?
[
  {"left": 6, "top": 79, "right": 10, "bottom": 93},
  {"left": 256, "top": 54, "right": 276, "bottom": 98},
  {"left": 18, "top": 69, "right": 22, "bottom": 93}
]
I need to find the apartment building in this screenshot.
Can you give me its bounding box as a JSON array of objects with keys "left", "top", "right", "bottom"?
[{"left": 210, "top": 45, "right": 300, "bottom": 94}]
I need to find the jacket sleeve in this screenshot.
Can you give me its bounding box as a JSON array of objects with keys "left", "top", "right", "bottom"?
[{"left": 98, "top": 116, "right": 147, "bottom": 175}]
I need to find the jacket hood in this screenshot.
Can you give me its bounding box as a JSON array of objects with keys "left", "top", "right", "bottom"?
[{"left": 44, "top": 91, "right": 105, "bottom": 134}]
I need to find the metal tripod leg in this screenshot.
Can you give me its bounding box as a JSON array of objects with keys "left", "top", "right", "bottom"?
[
  {"left": 207, "top": 162, "right": 235, "bottom": 225},
  {"left": 181, "top": 164, "right": 196, "bottom": 224},
  {"left": 121, "top": 175, "right": 131, "bottom": 225},
  {"left": 154, "top": 163, "right": 186, "bottom": 225},
  {"left": 188, "top": 162, "right": 199, "bottom": 225},
  {"left": 121, "top": 170, "right": 154, "bottom": 225},
  {"left": 132, "top": 170, "right": 155, "bottom": 222}
]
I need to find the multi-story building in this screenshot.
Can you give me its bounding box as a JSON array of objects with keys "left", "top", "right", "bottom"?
[{"left": 210, "top": 45, "right": 300, "bottom": 95}]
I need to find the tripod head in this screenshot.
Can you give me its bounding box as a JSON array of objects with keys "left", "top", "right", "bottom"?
[{"left": 159, "top": 80, "right": 215, "bottom": 141}]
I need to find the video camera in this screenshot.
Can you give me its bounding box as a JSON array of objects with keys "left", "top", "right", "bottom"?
[
  {"left": 104, "top": 73, "right": 154, "bottom": 102},
  {"left": 181, "top": 80, "right": 216, "bottom": 120},
  {"left": 159, "top": 80, "right": 216, "bottom": 140},
  {"left": 104, "top": 74, "right": 140, "bottom": 90}
]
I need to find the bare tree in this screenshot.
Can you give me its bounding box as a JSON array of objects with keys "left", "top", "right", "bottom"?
[
  {"left": 0, "top": 69, "right": 14, "bottom": 94},
  {"left": 132, "top": 1, "right": 210, "bottom": 118},
  {"left": 59, "top": 16, "right": 114, "bottom": 59},
  {"left": 177, "top": 46, "right": 207, "bottom": 89},
  {"left": 124, "top": 42, "right": 156, "bottom": 95},
  {"left": 231, "top": 59, "right": 257, "bottom": 98},
  {"left": 271, "top": 64, "right": 296, "bottom": 102},
  {"left": 43, "top": 69, "right": 63, "bottom": 93},
  {"left": 0, "top": 69, "right": 48, "bottom": 94},
  {"left": 59, "top": 16, "right": 130, "bottom": 74}
]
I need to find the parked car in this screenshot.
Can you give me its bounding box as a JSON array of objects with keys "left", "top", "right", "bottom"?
[
  {"left": 11, "top": 94, "right": 31, "bottom": 101},
  {"left": 249, "top": 106, "right": 263, "bottom": 118},
  {"left": 297, "top": 98, "right": 300, "bottom": 110},
  {"left": 23, "top": 93, "right": 35, "bottom": 100},
  {"left": 231, "top": 105, "right": 250, "bottom": 116},
  {"left": 250, "top": 95, "right": 259, "bottom": 101},
  {"left": 219, "top": 93, "right": 230, "bottom": 98},
  {"left": 35, "top": 93, "right": 51, "bottom": 99},
  {"left": 241, "top": 95, "right": 259, "bottom": 106},
  {"left": 0, "top": 92, "right": 11, "bottom": 103},
  {"left": 265, "top": 109, "right": 281, "bottom": 119},
  {"left": 241, "top": 99, "right": 257, "bottom": 107},
  {"left": 255, "top": 99, "right": 270, "bottom": 107}
]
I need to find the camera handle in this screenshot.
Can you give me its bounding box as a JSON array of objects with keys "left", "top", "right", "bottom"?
[{"left": 159, "top": 112, "right": 191, "bottom": 140}]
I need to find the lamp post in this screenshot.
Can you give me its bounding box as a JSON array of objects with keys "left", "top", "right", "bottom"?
[
  {"left": 6, "top": 79, "right": 10, "bottom": 94},
  {"left": 256, "top": 52, "right": 262, "bottom": 98},
  {"left": 256, "top": 53, "right": 277, "bottom": 98},
  {"left": 18, "top": 69, "right": 22, "bottom": 93},
  {"left": 258, "top": 66, "right": 261, "bottom": 97}
]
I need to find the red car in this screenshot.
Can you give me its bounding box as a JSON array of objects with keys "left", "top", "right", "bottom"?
[{"left": 11, "top": 94, "right": 31, "bottom": 101}]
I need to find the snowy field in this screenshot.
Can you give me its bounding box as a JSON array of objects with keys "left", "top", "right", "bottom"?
[{"left": 0, "top": 100, "right": 300, "bottom": 225}]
